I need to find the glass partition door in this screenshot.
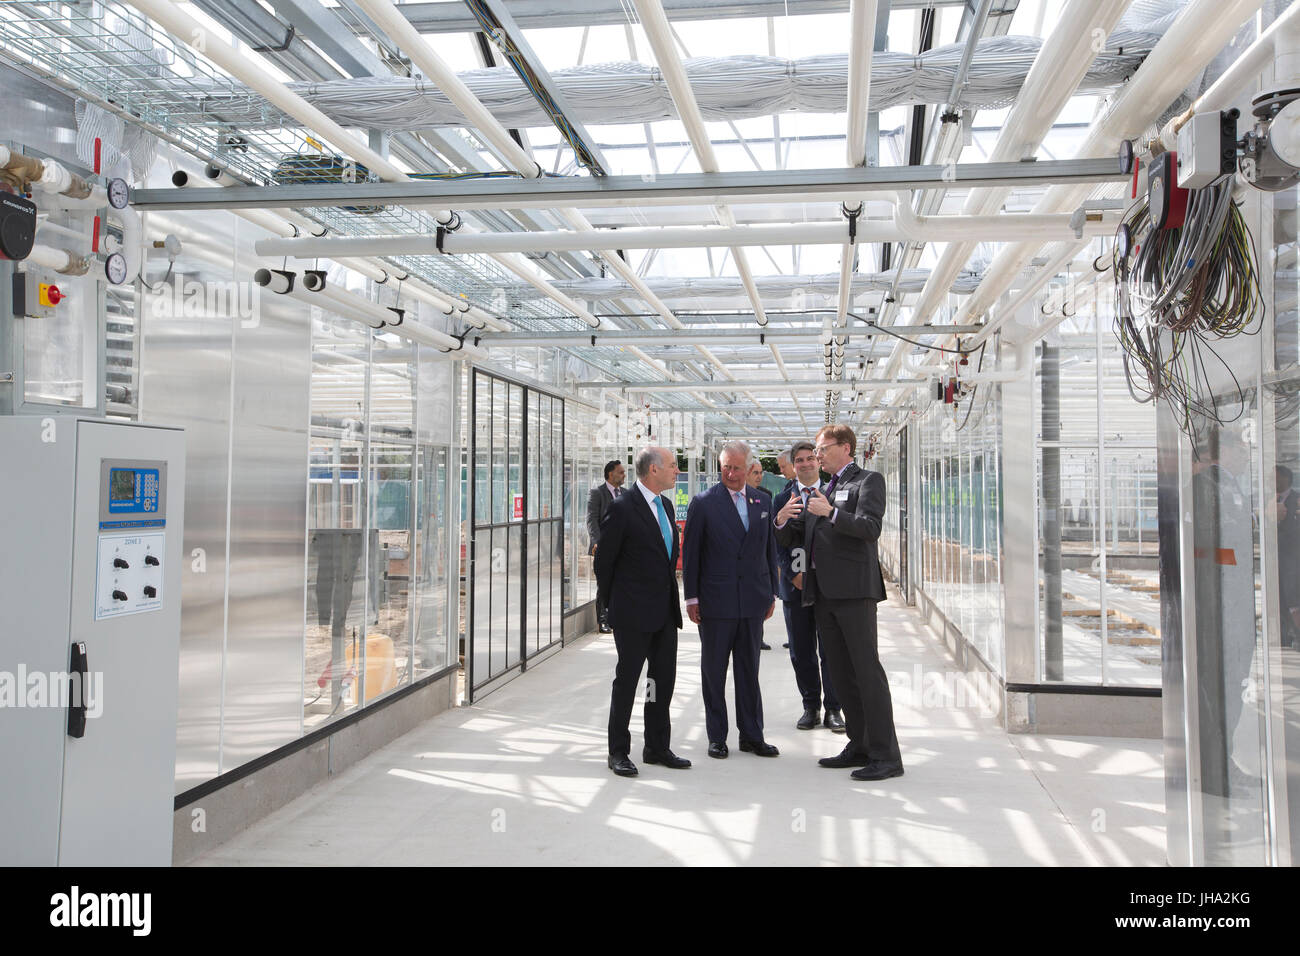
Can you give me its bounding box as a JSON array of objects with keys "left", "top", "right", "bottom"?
[{"left": 469, "top": 370, "right": 565, "bottom": 698}]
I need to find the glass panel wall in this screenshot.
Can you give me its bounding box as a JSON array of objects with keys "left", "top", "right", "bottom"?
[
  {"left": 1035, "top": 289, "right": 1160, "bottom": 686},
  {"left": 469, "top": 370, "right": 566, "bottom": 695},
  {"left": 564, "top": 396, "right": 622, "bottom": 615},
  {"left": 304, "top": 281, "right": 459, "bottom": 729},
  {"left": 905, "top": 383, "right": 1005, "bottom": 673}
]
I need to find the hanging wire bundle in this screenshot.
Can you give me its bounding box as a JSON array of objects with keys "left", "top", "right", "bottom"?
[{"left": 1112, "top": 172, "right": 1264, "bottom": 439}]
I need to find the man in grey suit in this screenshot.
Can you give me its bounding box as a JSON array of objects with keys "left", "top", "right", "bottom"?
[
  {"left": 587, "top": 459, "right": 626, "bottom": 633},
  {"left": 774, "top": 423, "right": 902, "bottom": 782}
]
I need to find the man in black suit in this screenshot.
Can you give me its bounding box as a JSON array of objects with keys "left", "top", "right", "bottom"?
[
  {"left": 773, "top": 440, "right": 843, "bottom": 733},
  {"left": 587, "top": 459, "right": 626, "bottom": 632},
  {"left": 774, "top": 424, "right": 902, "bottom": 782},
  {"left": 596, "top": 446, "right": 690, "bottom": 777},
  {"left": 682, "top": 441, "right": 780, "bottom": 759},
  {"left": 746, "top": 458, "right": 774, "bottom": 650}
]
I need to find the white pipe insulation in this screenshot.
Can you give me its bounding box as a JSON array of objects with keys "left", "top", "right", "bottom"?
[
  {"left": 123, "top": 0, "right": 455, "bottom": 225},
  {"left": 169, "top": 167, "right": 509, "bottom": 331},
  {"left": 255, "top": 210, "right": 1115, "bottom": 257}
]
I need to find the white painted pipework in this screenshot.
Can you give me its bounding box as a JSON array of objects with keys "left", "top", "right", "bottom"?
[
  {"left": 630, "top": 0, "right": 770, "bottom": 329},
  {"left": 1159, "top": 1, "right": 1300, "bottom": 148},
  {"left": 907, "top": 0, "right": 1134, "bottom": 330},
  {"left": 170, "top": 167, "right": 509, "bottom": 330},
  {"left": 353, "top": 0, "right": 540, "bottom": 178},
  {"left": 28, "top": 243, "right": 90, "bottom": 275},
  {"left": 123, "top": 0, "right": 455, "bottom": 224},
  {"left": 956, "top": 0, "right": 1267, "bottom": 328},
  {"left": 254, "top": 210, "right": 1112, "bottom": 258}
]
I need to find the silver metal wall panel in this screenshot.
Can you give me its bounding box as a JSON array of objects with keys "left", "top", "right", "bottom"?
[
  {"left": 137, "top": 204, "right": 237, "bottom": 793},
  {"left": 219, "top": 223, "right": 310, "bottom": 771},
  {"left": 0, "top": 66, "right": 79, "bottom": 165},
  {"left": 1000, "top": 334, "right": 1038, "bottom": 684}
]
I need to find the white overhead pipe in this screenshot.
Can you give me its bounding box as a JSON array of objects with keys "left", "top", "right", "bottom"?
[
  {"left": 630, "top": 0, "right": 771, "bottom": 329},
  {"left": 584, "top": 379, "right": 926, "bottom": 393},
  {"left": 352, "top": 0, "right": 541, "bottom": 179},
  {"left": 254, "top": 268, "right": 486, "bottom": 359},
  {"left": 845, "top": 0, "right": 879, "bottom": 169},
  {"left": 954, "top": 0, "right": 1266, "bottom": 329},
  {"left": 122, "top": 0, "right": 455, "bottom": 225},
  {"left": 905, "top": 0, "right": 1134, "bottom": 331},
  {"left": 169, "top": 167, "right": 510, "bottom": 331},
  {"left": 1159, "top": 0, "right": 1300, "bottom": 149},
  {"left": 255, "top": 210, "right": 1114, "bottom": 258},
  {"left": 344, "top": 2, "right": 738, "bottom": 349}
]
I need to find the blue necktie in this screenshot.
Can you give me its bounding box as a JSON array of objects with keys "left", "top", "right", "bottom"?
[
  {"left": 653, "top": 495, "right": 672, "bottom": 556},
  {"left": 734, "top": 490, "right": 749, "bottom": 531}
]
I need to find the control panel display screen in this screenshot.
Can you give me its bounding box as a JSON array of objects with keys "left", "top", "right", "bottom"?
[
  {"left": 99, "top": 459, "right": 167, "bottom": 531},
  {"left": 110, "top": 468, "right": 136, "bottom": 502}
]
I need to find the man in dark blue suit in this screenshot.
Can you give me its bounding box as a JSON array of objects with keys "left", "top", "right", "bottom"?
[
  {"left": 596, "top": 446, "right": 690, "bottom": 778},
  {"left": 682, "top": 441, "right": 781, "bottom": 759},
  {"left": 773, "top": 440, "right": 844, "bottom": 733}
]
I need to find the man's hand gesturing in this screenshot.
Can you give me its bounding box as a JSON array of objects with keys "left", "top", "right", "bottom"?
[{"left": 804, "top": 488, "right": 834, "bottom": 518}]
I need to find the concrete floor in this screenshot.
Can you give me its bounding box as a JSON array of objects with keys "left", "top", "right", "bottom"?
[{"left": 193, "top": 588, "right": 1166, "bottom": 866}]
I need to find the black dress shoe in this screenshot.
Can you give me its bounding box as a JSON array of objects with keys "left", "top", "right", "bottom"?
[
  {"left": 760, "top": 641, "right": 771, "bottom": 650},
  {"left": 608, "top": 754, "right": 638, "bottom": 777},
  {"left": 824, "top": 709, "right": 846, "bottom": 734},
  {"left": 739, "top": 739, "right": 780, "bottom": 757},
  {"left": 708, "top": 741, "right": 729, "bottom": 759},
  {"left": 850, "top": 759, "right": 904, "bottom": 781},
  {"left": 643, "top": 748, "right": 692, "bottom": 769},
  {"left": 782, "top": 642, "right": 789, "bottom": 648},
  {"left": 818, "top": 746, "right": 870, "bottom": 768},
  {"left": 796, "top": 707, "right": 819, "bottom": 730},
  {"left": 599, "top": 622, "right": 612, "bottom": 634}
]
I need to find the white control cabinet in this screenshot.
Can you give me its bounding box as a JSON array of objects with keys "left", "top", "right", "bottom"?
[{"left": 0, "top": 418, "right": 185, "bottom": 865}]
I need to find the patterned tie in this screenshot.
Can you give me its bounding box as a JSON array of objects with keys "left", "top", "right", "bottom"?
[
  {"left": 613, "top": 487, "right": 620, "bottom": 498},
  {"left": 653, "top": 495, "right": 672, "bottom": 556},
  {"left": 734, "top": 490, "right": 749, "bottom": 531}
]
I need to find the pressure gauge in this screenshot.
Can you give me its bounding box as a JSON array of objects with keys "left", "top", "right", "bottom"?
[
  {"left": 1116, "top": 222, "right": 1132, "bottom": 260},
  {"left": 1118, "top": 139, "right": 1135, "bottom": 175},
  {"left": 105, "top": 252, "right": 128, "bottom": 285},
  {"left": 106, "top": 177, "right": 129, "bottom": 210}
]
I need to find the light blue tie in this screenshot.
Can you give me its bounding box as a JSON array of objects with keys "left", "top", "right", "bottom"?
[
  {"left": 734, "top": 490, "right": 749, "bottom": 531},
  {"left": 653, "top": 495, "right": 672, "bottom": 556}
]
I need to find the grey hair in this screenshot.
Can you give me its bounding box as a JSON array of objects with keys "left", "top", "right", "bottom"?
[
  {"left": 634, "top": 446, "right": 668, "bottom": 478},
  {"left": 776, "top": 450, "right": 791, "bottom": 465},
  {"left": 789, "top": 439, "right": 815, "bottom": 459},
  {"left": 719, "top": 440, "right": 752, "bottom": 464}
]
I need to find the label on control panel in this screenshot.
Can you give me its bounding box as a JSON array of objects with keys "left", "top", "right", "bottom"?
[{"left": 94, "top": 532, "right": 166, "bottom": 620}]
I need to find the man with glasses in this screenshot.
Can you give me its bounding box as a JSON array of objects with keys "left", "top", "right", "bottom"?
[
  {"left": 772, "top": 440, "right": 844, "bottom": 733},
  {"left": 597, "top": 446, "right": 691, "bottom": 777},
  {"left": 682, "top": 441, "right": 781, "bottom": 760},
  {"left": 774, "top": 425, "right": 902, "bottom": 782}
]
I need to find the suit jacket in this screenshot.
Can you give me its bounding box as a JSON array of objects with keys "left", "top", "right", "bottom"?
[
  {"left": 682, "top": 482, "right": 780, "bottom": 620},
  {"left": 774, "top": 462, "right": 886, "bottom": 605},
  {"left": 586, "top": 483, "right": 615, "bottom": 554},
  {"left": 773, "top": 478, "right": 824, "bottom": 603},
  {"left": 594, "top": 483, "right": 682, "bottom": 633}
]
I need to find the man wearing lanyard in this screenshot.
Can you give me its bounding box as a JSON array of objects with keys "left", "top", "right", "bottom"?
[
  {"left": 774, "top": 424, "right": 902, "bottom": 782},
  {"left": 772, "top": 440, "right": 843, "bottom": 733}
]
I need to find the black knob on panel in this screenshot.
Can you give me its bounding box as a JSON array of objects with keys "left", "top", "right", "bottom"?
[
  {"left": 143, "top": 586, "right": 157, "bottom": 598},
  {"left": 144, "top": 554, "right": 160, "bottom": 567},
  {"left": 112, "top": 590, "right": 128, "bottom": 601},
  {"left": 113, "top": 558, "right": 129, "bottom": 569}
]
